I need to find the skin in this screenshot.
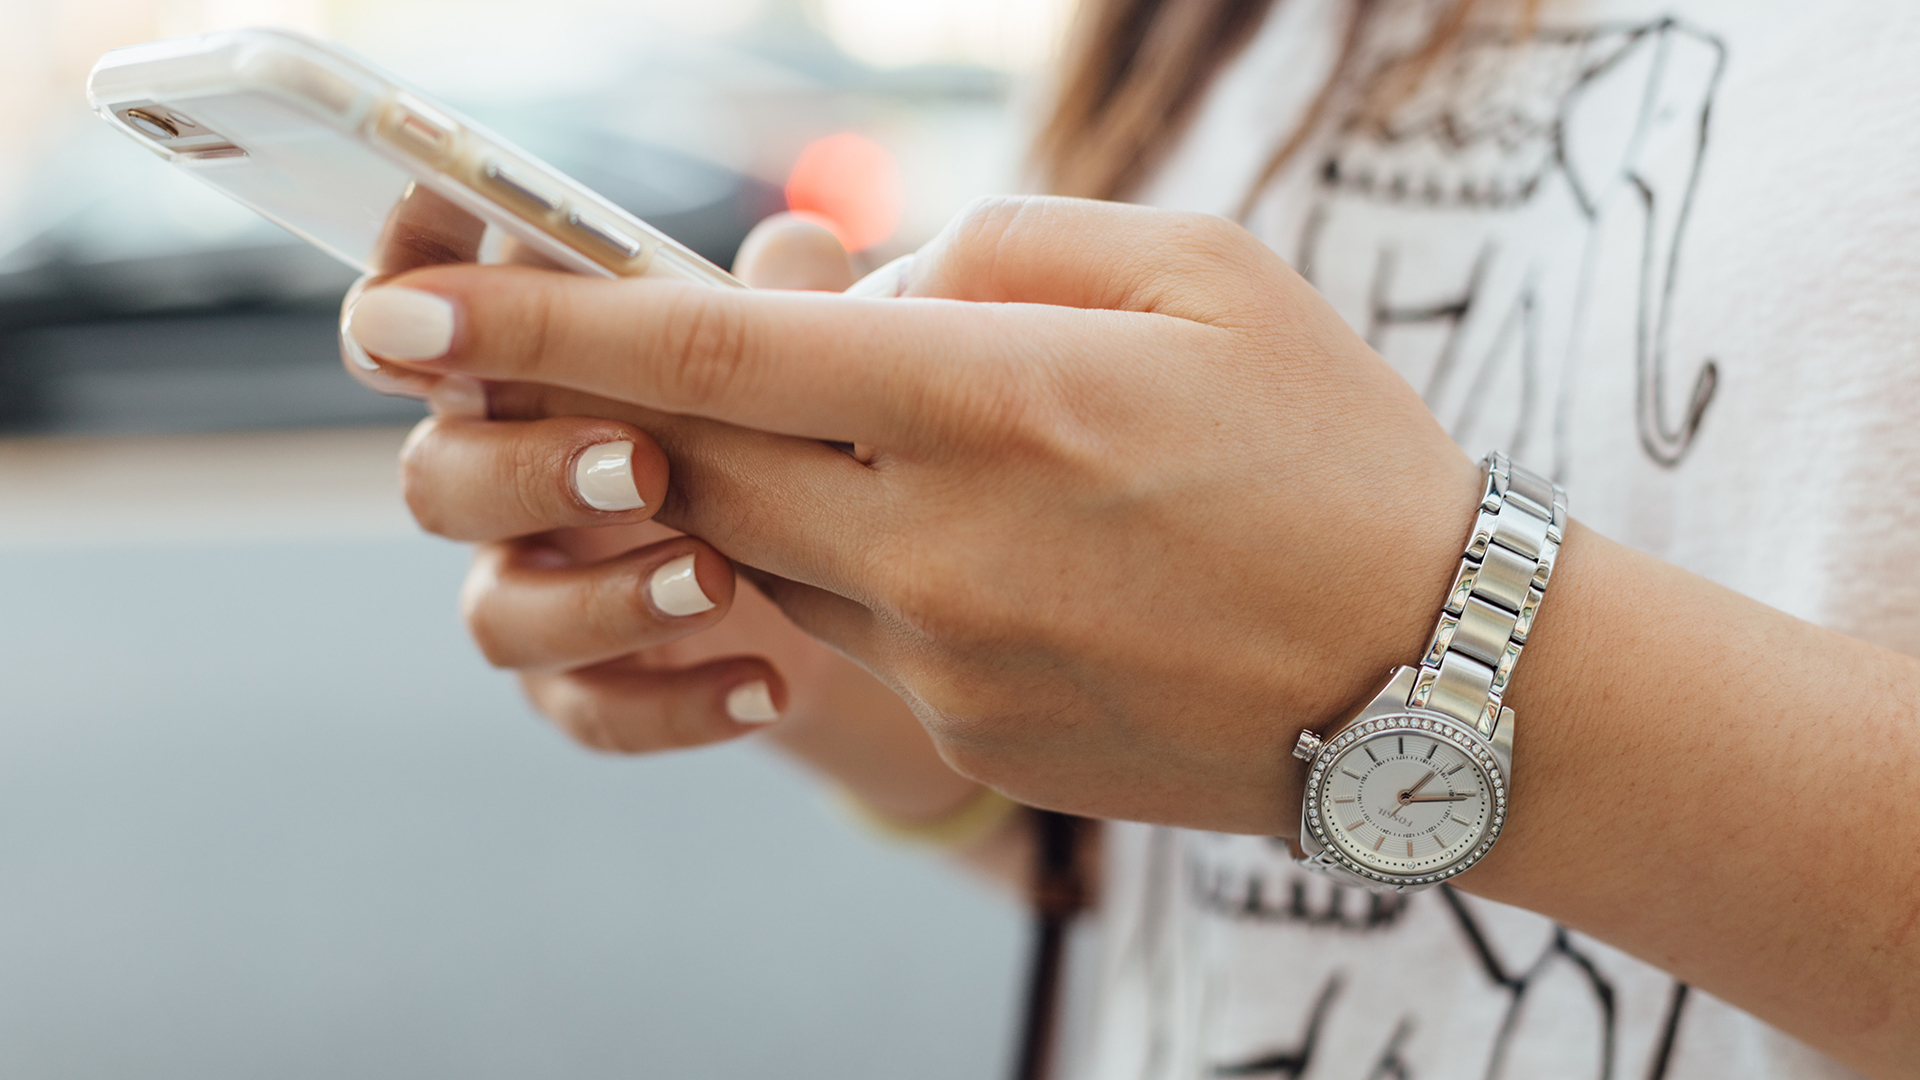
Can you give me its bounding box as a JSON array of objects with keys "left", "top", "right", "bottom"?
[
  {"left": 360, "top": 207, "right": 1030, "bottom": 873},
  {"left": 346, "top": 198, "right": 1920, "bottom": 1077}
]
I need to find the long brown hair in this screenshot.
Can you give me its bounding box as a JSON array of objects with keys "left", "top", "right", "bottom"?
[{"left": 1033, "top": 0, "right": 1540, "bottom": 212}]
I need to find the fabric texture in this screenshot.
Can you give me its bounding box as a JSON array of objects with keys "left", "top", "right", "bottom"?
[{"left": 1074, "top": 1, "right": 1919, "bottom": 1076}]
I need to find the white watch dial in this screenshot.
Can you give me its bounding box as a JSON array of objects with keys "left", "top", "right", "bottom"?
[{"left": 1317, "top": 727, "right": 1496, "bottom": 876}]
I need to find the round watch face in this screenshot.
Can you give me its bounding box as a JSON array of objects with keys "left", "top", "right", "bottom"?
[{"left": 1306, "top": 717, "right": 1506, "bottom": 881}]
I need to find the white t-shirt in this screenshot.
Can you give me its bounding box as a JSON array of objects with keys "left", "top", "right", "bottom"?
[{"left": 1073, "top": 2, "right": 1920, "bottom": 1077}]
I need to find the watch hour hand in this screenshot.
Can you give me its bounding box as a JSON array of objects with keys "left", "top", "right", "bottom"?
[{"left": 1403, "top": 793, "right": 1472, "bottom": 803}]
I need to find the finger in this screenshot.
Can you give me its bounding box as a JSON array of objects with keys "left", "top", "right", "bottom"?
[
  {"left": 341, "top": 273, "right": 440, "bottom": 400},
  {"left": 737, "top": 567, "right": 885, "bottom": 664},
  {"left": 485, "top": 381, "right": 877, "bottom": 597},
  {"left": 340, "top": 262, "right": 1137, "bottom": 449},
  {"left": 525, "top": 655, "right": 787, "bottom": 754},
  {"left": 463, "top": 536, "right": 737, "bottom": 672},
  {"left": 733, "top": 213, "right": 856, "bottom": 291},
  {"left": 373, "top": 181, "right": 488, "bottom": 275},
  {"left": 900, "top": 196, "right": 1280, "bottom": 320},
  {"left": 399, "top": 414, "right": 668, "bottom": 542},
  {"left": 845, "top": 254, "right": 913, "bottom": 298},
  {"left": 341, "top": 184, "right": 491, "bottom": 399}
]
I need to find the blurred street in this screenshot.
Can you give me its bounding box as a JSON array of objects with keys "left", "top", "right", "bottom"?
[{"left": 0, "top": 0, "right": 1064, "bottom": 1074}]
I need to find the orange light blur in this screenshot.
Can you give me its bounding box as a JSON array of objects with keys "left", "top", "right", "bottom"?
[{"left": 783, "top": 132, "right": 904, "bottom": 253}]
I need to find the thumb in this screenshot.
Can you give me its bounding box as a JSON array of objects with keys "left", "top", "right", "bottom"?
[
  {"left": 732, "top": 213, "right": 857, "bottom": 291},
  {"left": 896, "top": 196, "right": 1275, "bottom": 322}
]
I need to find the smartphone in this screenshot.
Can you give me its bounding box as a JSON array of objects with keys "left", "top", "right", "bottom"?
[{"left": 86, "top": 28, "right": 744, "bottom": 288}]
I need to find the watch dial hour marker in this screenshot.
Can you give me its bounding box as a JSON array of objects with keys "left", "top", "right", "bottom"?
[
  {"left": 1373, "top": 834, "right": 1385, "bottom": 852},
  {"left": 1333, "top": 798, "right": 1355, "bottom": 804},
  {"left": 1364, "top": 746, "right": 1380, "bottom": 764},
  {"left": 1398, "top": 737, "right": 1404, "bottom": 755},
  {"left": 1446, "top": 764, "right": 1464, "bottom": 776},
  {"left": 1426, "top": 743, "right": 1438, "bottom": 761},
  {"left": 1342, "top": 768, "right": 1364, "bottom": 780},
  {"left": 1406, "top": 840, "right": 1414, "bottom": 857},
  {"left": 1345, "top": 818, "right": 1365, "bottom": 832}
]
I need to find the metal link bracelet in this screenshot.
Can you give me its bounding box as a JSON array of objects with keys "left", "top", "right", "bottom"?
[{"left": 1408, "top": 452, "right": 1567, "bottom": 736}]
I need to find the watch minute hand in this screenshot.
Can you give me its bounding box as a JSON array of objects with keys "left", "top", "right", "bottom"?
[{"left": 1398, "top": 770, "right": 1437, "bottom": 803}]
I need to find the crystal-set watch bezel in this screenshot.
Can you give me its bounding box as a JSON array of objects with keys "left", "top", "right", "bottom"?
[{"left": 1298, "top": 704, "right": 1510, "bottom": 888}]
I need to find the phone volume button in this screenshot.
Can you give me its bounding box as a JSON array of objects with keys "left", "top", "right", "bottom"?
[
  {"left": 382, "top": 95, "right": 456, "bottom": 162},
  {"left": 481, "top": 160, "right": 561, "bottom": 212},
  {"left": 566, "top": 210, "right": 643, "bottom": 260}
]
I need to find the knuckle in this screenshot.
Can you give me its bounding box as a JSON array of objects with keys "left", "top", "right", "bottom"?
[
  {"left": 396, "top": 423, "right": 451, "bottom": 536},
  {"left": 941, "top": 195, "right": 1028, "bottom": 273},
  {"left": 950, "top": 195, "right": 1022, "bottom": 242},
  {"left": 575, "top": 563, "right": 649, "bottom": 647},
  {"left": 518, "top": 277, "right": 565, "bottom": 371},
  {"left": 654, "top": 291, "right": 750, "bottom": 411},
  {"left": 532, "top": 678, "right": 624, "bottom": 754},
  {"left": 503, "top": 435, "right": 563, "bottom": 523},
  {"left": 458, "top": 564, "right": 516, "bottom": 669}
]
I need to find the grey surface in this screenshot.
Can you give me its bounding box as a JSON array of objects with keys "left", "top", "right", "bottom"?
[
  {"left": 0, "top": 313, "right": 428, "bottom": 436},
  {"left": 0, "top": 537, "right": 1023, "bottom": 1079}
]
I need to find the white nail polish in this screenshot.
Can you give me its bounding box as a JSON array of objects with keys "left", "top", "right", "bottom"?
[
  {"left": 346, "top": 287, "right": 456, "bottom": 361},
  {"left": 648, "top": 553, "right": 715, "bottom": 617},
  {"left": 726, "top": 681, "right": 780, "bottom": 724},
  {"left": 341, "top": 326, "right": 382, "bottom": 371},
  {"left": 574, "top": 441, "right": 645, "bottom": 511}
]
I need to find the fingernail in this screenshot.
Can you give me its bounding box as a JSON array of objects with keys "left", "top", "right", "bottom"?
[
  {"left": 574, "top": 440, "right": 645, "bottom": 511},
  {"left": 341, "top": 325, "right": 382, "bottom": 371},
  {"left": 725, "top": 680, "right": 780, "bottom": 724},
  {"left": 340, "top": 325, "right": 429, "bottom": 399},
  {"left": 346, "top": 286, "right": 456, "bottom": 361},
  {"left": 648, "top": 553, "right": 715, "bottom": 617},
  {"left": 429, "top": 375, "right": 489, "bottom": 418}
]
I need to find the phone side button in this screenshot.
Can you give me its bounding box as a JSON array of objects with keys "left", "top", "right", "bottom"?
[
  {"left": 481, "top": 160, "right": 562, "bottom": 212},
  {"left": 382, "top": 95, "right": 456, "bottom": 162},
  {"left": 566, "top": 210, "right": 644, "bottom": 260}
]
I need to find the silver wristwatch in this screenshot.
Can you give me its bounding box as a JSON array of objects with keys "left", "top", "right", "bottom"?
[{"left": 1292, "top": 452, "right": 1565, "bottom": 892}]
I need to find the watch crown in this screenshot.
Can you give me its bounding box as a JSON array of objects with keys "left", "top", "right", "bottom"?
[{"left": 1291, "top": 729, "right": 1324, "bottom": 762}]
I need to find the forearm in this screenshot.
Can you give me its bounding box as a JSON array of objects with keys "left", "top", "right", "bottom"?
[{"left": 1464, "top": 523, "right": 1920, "bottom": 1076}]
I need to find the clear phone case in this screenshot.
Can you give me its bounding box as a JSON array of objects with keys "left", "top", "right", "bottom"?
[{"left": 87, "top": 29, "right": 744, "bottom": 288}]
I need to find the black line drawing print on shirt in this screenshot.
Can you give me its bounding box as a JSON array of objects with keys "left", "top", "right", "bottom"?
[
  {"left": 1295, "top": 17, "right": 1725, "bottom": 471},
  {"left": 1212, "top": 973, "right": 1345, "bottom": 1078},
  {"left": 1174, "top": 836, "right": 1693, "bottom": 1080},
  {"left": 1192, "top": 845, "right": 1411, "bottom": 930},
  {"left": 1439, "top": 885, "right": 1619, "bottom": 1080},
  {"left": 1439, "top": 886, "right": 1692, "bottom": 1080}
]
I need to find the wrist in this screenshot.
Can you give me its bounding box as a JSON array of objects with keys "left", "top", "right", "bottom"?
[
  {"left": 1288, "top": 453, "right": 1562, "bottom": 889},
  {"left": 1269, "top": 452, "right": 1489, "bottom": 834}
]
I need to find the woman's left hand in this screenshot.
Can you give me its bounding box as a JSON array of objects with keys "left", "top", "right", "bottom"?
[{"left": 347, "top": 196, "right": 1482, "bottom": 834}]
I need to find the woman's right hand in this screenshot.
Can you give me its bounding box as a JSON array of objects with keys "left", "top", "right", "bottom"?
[{"left": 379, "top": 213, "right": 989, "bottom": 827}]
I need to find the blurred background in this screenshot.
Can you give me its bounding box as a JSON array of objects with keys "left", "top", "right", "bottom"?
[{"left": 0, "top": 0, "right": 1073, "bottom": 1075}]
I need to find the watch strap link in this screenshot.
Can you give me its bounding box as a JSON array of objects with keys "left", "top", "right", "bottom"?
[{"left": 1409, "top": 453, "right": 1567, "bottom": 735}]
